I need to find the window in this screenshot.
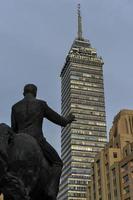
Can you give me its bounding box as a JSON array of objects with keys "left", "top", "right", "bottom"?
[
  {"left": 123, "top": 175, "right": 129, "bottom": 183},
  {"left": 113, "top": 152, "right": 117, "bottom": 158},
  {"left": 123, "top": 186, "right": 130, "bottom": 194},
  {"left": 121, "top": 163, "right": 128, "bottom": 172},
  {"left": 116, "top": 143, "right": 119, "bottom": 148},
  {"left": 125, "top": 149, "right": 128, "bottom": 156},
  {"left": 112, "top": 168, "right": 116, "bottom": 176}
]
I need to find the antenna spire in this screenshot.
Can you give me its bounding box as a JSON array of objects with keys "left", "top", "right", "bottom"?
[{"left": 77, "top": 4, "right": 83, "bottom": 40}]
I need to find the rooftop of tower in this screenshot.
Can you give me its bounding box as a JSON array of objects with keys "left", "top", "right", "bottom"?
[
  {"left": 60, "top": 4, "right": 103, "bottom": 76},
  {"left": 75, "top": 4, "right": 91, "bottom": 46}
]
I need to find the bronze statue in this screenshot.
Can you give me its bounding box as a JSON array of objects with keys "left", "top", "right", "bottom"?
[
  {"left": 0, "top": 84, "right": 75, "bottom": 200},
  {"left": 0, "top": 122, "right": 50, "bottom": 200}
]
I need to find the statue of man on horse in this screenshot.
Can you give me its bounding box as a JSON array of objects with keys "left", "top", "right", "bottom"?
[{"left": 0, "top": 84, "right": 75, "bottom": 200}]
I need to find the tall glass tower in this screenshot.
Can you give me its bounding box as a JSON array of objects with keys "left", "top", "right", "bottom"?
[{"left": 58, "top": 5, "right": 107, "bottom": 200}]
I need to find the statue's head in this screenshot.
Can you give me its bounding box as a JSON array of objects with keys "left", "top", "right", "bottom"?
[{"left": 23, "top": 84, "right": 37, "bottom": 97}]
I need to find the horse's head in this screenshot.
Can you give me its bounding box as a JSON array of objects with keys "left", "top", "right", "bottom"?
[{"left": 0, "top": 123, "right": 14, "bottom": 175}]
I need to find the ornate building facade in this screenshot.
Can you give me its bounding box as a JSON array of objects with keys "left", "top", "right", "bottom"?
[
  {"left": 58, "top": 5, "right": 107, "bottom": 200},
  {"left": 87, "top": 109, "right": 133, "bottom": 200}
]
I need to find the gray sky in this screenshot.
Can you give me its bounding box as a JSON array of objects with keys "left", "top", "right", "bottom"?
[{"left": 0, "top": 0, "right": 133, "bottom": 154}]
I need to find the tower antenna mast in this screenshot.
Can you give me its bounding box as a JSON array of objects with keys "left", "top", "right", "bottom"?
[{"left": 77, "top": 4, "right": 83, "bottom": 40}]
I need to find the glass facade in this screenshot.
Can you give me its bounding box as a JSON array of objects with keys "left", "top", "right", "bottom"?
[{"left": 58, "top": 38, "right": 107, "bottom": 200}]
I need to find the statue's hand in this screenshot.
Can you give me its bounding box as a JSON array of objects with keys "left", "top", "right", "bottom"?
[{"left": 66, "top": 113, "right": 76, "bottom": 124}]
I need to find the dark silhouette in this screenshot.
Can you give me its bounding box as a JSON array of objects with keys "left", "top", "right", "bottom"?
[
  {"left": 9, "top": 84, "right": 75, "bottom": 199},
  {"left": 0, "top": 123, "right": 50, "bottom": 200}
]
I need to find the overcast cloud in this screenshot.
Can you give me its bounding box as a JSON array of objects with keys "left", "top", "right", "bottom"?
[{"left": 0, "top": 0, "right": 133, "bottom": 153}]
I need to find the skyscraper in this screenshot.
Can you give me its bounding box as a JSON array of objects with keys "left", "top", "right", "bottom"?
[{"left": 58, "top": 5, "right": 107, "bottom": 200}]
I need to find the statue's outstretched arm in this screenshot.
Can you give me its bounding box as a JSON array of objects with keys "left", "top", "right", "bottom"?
[{"left": 44, "top": 102, "right": 72, "bottom": 127}]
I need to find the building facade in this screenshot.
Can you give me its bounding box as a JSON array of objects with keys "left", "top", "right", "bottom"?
[
  {"left": 58, "top": 5, "right": 107, "bottom": 200},
  {"left": 87, "top": 109, "right": 133, "bottom": 200}
]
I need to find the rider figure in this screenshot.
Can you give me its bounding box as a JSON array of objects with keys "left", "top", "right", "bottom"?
[{"left": 11, "top": 84, "right": 75, "bottom": 199}]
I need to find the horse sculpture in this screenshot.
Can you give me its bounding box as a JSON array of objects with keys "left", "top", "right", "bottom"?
[{"left": 0, "top": 123, "right": 52, "bottom": 200}]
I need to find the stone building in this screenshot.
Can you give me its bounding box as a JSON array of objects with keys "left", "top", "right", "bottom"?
[{"left": 87, "top": 109, "right": 133, "bottom": 200}]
